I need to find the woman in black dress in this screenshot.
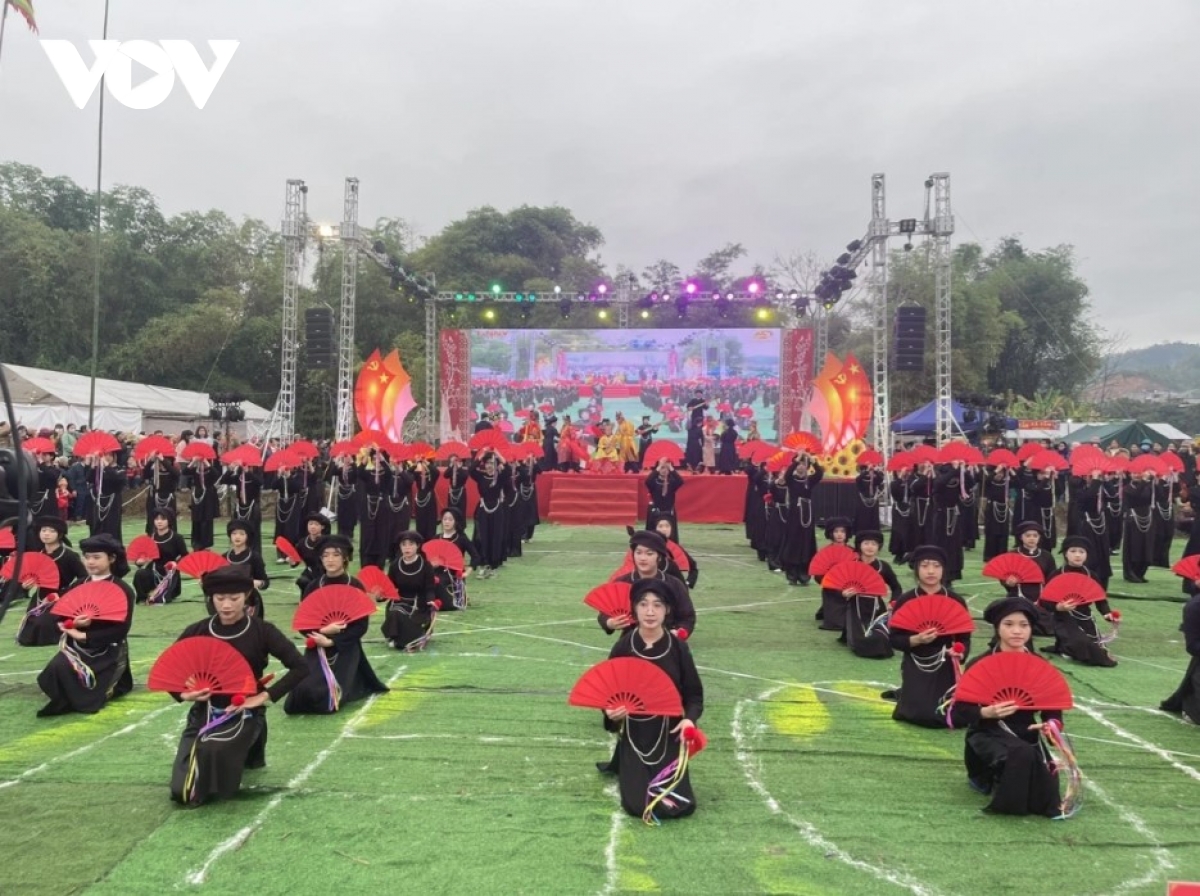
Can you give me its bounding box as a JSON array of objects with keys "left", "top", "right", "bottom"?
[
  {"left": 85, "top": 452, "right": 124, "bottom": 538},
  {"left": 432, "top": 508, "right": 478, "bottom": 610},
  {"left": 443, "top": 455, "right": 469, "bottom": 518},
  {"left": 981, "top": 463, "right": 1013, "bottom": 562},
  {"left": 843, "top": 530, "right": 901, "bottom": 659},
  {"left": 887, "top": 545, "right": 971, "bottom": 728},
  {"left": 778, "top": 452, "right": 824, "bottom": 585},
  {"left": 853, "top": 461, "right": 885, "bottom": 534},
  {"left": 220, "top": 458, "right": 264, "bottom": 557},
  {"left": 294, "top": 513, "right": 332, "bottom": 597},
  {"left": 412, "top": 459, "right": 441, "bottom": 541},
  {"left": 329, "top": 455, "right": 359, "bottom": 540},
  {"left": 384, "top": 531, "right": 438, "bottom": 650},
  {"left": 645, "top": 456, "right": 684, "bottom": 543},
  {"left": 1042, "top": 537, "right": 1118, "bottom": 667},
  {"left": 816, "top": 516, "right": 854, "bottom": 631},
  {"left": 470, "top": 451, "right": 507, "bottom": 578},
  {"left": 35, "top": 534, "right": 135, "bottom": 717},
  {"left": 169, "top": 565, "right": 307, "bottom": 806},
  {"left": 132, "top": 508, "right": 189, "bottom": 604},
  {"left": 1001, "top": 521, "right": 1057, "bottom": 636},
  {"left": 647, "top": 509, "right": 699, "bottom": 589},
  {"left": 600, "top": 531, "right": 696, "bottom": 638},
  {"left": 223, "top": 520, "right": 269, "bottom": 615},
  {"left": 949, "top": 597, "right": 1066, "bottom": 817},
  {"left": 598, "top": 578, "right": 704, "bottom": 820},
  {"left": 716, "top": 418, "right": 738, "bottom": 474},
  {"left": 143, "top": 453, "right": 179, "bottom": 534},
  {"left": 187, "top": 458, "right": 222, "bottom": 550},
  {"left": 16, "top": 517, "right": 89, "bottom": 647},
  {"left": 1160, "top": 561, "right": 1200, "bottom": 719}
]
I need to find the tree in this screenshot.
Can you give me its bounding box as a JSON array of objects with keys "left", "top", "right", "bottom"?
[
  {"left": 690, "top": 242, "right": 746, "bottom": 292},
  {"left": 641, "top": 259, "right": 682, "bottom": 293}
]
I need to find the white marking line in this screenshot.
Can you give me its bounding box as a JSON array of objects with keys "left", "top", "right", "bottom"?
[
  {"left": 1076, "top": 700, "right": 1200, "bottom": 784},
  {"left": 1084, "top": 777, "right": 1174, "bottom": 894},
  {"left": 1107, "top": 653, "right": 1186, "bottom": 674},
  {"left": 1070, "top": 733, "right": 1200, "bottom": 761},
  {"left": 598, "top": 783, "right": 623, "bottom": 896},
  {"left": 0, "top": 653, "right": 14, "bottom": 661},
  {"left": 0, "top": 702, "right": 181, "bottom": 791},
  {"left": 184, "top": 663, "right": 409, "bottom": 886},
  {"left": 348, "top": 732, "right": 610, "bottom": 748},
  {"left": 731, "top": 687, "right": 942, "bottom": 896}
]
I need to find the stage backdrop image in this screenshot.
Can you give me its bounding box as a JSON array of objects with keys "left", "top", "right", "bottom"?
[{"left": 449, "top": 328, "right": 783, "bottom": 445}]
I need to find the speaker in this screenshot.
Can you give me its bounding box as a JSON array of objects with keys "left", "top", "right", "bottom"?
[
  {"left": 893, "top": 305, "right": 926, "bottom": 372},
  {"left": 305, "top": 307, "right": 334, "bottom": 368}
]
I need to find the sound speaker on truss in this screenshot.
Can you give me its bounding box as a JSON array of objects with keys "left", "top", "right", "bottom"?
[
  {"left": 305, "top": 307, "right": 334, "bottom": 368},
  {"left": 893, "top": 305, "right": 926, "bottom": 372}
]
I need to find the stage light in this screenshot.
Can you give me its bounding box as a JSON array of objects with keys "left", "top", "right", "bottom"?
[
  {"left": 716, "top": 296, "right": 731, "bottom": 319},
  {"left": 725, "top": 291, "right": 735, "bottom": 301},
  {"left": 454, "top": 293, "right": 464, "bottom": 301},
  {"left": 514, "top": 293, "right": 525, "bottom": 302},
  {"left": 793, "top": 295, "right": 810, "bottom": 316},
  {"left": 483, "top": 308, "right": 496, "bottom": 320},
  {"left": 640, "top": 309, "right": 651, "bottom": 319},
  {"left": 747, "top": 281, "right": 760, "bottom": 295},
  {"left": 675, "top": 294, "right": 689, "bottom": 318},
  {"left": 588, "top": 293, "right": 598, "bottom": 302},
  {"left": 527, "top": 292, "right": 537, "bottom": 301},
  {"left": 775, "top": 290, "right": 785, "bottom": 301},
  {"left": 559, "top": 298, "right": 572, "bottom": 318},
  {"left": 755, "top": 308, "right": 771, "bottom": 321},
  {"left": 685, "top": 282, "right": 697, "bottom": 295},
  {"left": 837, "top": 252, "right": 852, "bottom": 265},
  {"left": 847, "top": 239, "right": 862, "bottom": 252},
  {"left": 554, "top": 285, "right": 562, "bottom": 294},
  {"left": 597, "top": 283, "right": 608, "bottom": 296},
  {"left": 491, "top": 283, "right": 502, "bottom": 296},
  {"left": 576, "top": 293, "right": 587, "bottom": 302},
  {"left": 519, "top": 307, "right": 531, "bottom": 322},
  {"left": 788, "top": 290, "right": 800, "bottom": 301},
  {"left": 597, "top": 308, "right": 609, "bottom": 320}
]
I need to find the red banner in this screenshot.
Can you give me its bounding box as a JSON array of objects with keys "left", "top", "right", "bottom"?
[
  {"left": 778, "top": 327, "right": 815, "bottom": 436},
  {"left": 438, "top": 329, "right": 471, "bottom": 442}
]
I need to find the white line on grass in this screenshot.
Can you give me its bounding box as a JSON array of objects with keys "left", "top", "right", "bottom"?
[
  {"left": 731, "top": 687, "right": 943, "bottom": 896},
  {"left": 1107, "top": 653, "right": 1186, "bottom": 674},
  {"left": 347, "top": 732, "right": 610, "bottom": 748},
  {"left": 598, "top": 783, "right": 623, "bottom": 896},
  {"left": 1083, "top": 777, "right": 1174, "bottom": 894},
  {"left": 183, "top": 663, "right": 409, "bottom": 886},
  {"left": 1070, "top": 733, "right": 1200, "bottom": 760},
  {"left": 0, "top": 702, "right": 181, "bottom": 791},
  {"left": 1075, "top": 700, "right": 1200, "bottom": 784}
]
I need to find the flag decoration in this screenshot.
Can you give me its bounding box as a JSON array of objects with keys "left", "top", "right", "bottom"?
[{"left": 7, "top": 0, "right": 37, "bottom": 33}]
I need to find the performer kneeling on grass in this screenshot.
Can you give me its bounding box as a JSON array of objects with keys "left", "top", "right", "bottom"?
[
  {"left": 304, "top": 534, "right": 359, "bottom": 595},
  {"left": 224, "top": 520, "right": 270, "bottom": 601},
  {"left": 1160, "top": 566, "right": 1200, "bottom": 721},
  {"left": 170, "top": 565, "right": 307, "bottom": 806},
  {"left": 948, "top": 598, "right": 1067, "bottom": 817},
  {"left": 843, "top": 530, "right": 901, "bottom": 659},
  {"left": 432, "top": 507, "right": 477, "bottom": 610},
  {"left": 598, "top": 578, "right": 704, "bottom": 820},
  {"left": 384, "top": 531, "right": 438, "bottom": 650},
  {"left": 1042, "top": 536, "right": 1118, "bottom": 667},
  {"left": 885, "top": 545, "right": 971, "bottom": 727},
  {"left": 132, "top": 508, "right": 188, "bottom": 604},
  {"left": 16, "top": 517, "right": 86, "bottom": 647},
  {"left": 600, "top": 531, "right": 695, "bottom": 638},
  {"left": 36, "top": 534, "right": 136, "bottom": 717}
]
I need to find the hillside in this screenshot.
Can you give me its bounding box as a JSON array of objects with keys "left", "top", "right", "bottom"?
[{"left": 1091, "top": 342, "right": 1200, "bottom": 399}]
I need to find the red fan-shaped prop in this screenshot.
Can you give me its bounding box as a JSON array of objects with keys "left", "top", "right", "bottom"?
[
  {"left": 50, "top": 580, "right": 129, "bottom": 622},
  {"left": 73, "top": 430, "right": 121, "bottom": 457},
  {"left": 181, "top": 441, "right": 216, "bottom": 462},
  {"left": 423, "top": 539, "right": 465, "bottom": 574},
  {"left": 1029, "top": 450, "right": 1068, "bottom": 472},
  {"left": 23, "top": 436, "right": 58, "bottom": 455},
  {"left": 584, "top": 582, "right": 633, "bottom": 618},
  {"left": 357, "top": 565, "right": 398, "bottom": 600},
  {"left": 938, "top": 442, "right": 984, "bottom": 465},
  {"left": 520, "top": 442, "right": 545, "bottom": 460},
  {"left": 1016, "top": 442, "right": 1043, "bottom": 462},
  {"left": 469, "top": 429, "right": 509, "bottom": 453},
  {"left": 908, "top": 445, "right": 938, "bottom": 466},
  {"left": 886, "top": 452, "right": 913, "bottom": 472},
  {"left": 0, "top": 528, "right": 14, "bottom": 551},
  {"left": 147, "top": 637, "right": 257, "bottom": 696},
  {"left": 264, "top": 449, "right": 302, "bottom": 473},
  {"left": 133, "top": 434, "right": 175, "bottom": 462},
  {"left": 985, "top": 448, "right": 1019, "bottom": 468},
  {"left": 176, "top": 550, "right": 229, "bottom": 580},
  {"left": 642, "top": 441, "right": 685, "bottom": 469},
  {"left": 329, "top": 440, "right": 359, "bottom": 459},
  {"left": 221, "top": 445, "right": 262, "bottom": 467},
  {"left": 889, "top": 594, "right": 975, "bottom": 635},
  {"left": 782, "top": 431, "right": 821, "bottom": 455},
  {"left": 765, "top": 450, "right": 795, "bottom": 473},
  {"left": 982, "top": 554, "right": 1046, "bottom": 586},
  {"left": 665, "top": 540, "right": 691, "bottom": 574},
  {"left": 0, "top": 551, "right": 59, "bottom": 589},
  {"left": 274, "top": 537, "right": 303, "bottom": 566},
  {"left": 1172, "top": 555, "right": 1200, "bottom": 582},
  {"left": 292, "top": 584, "right": 378, "bottom": 631},
  {"left": 567, "top": 657, "right": 684, "bottom": 717},
  {"left": 127, "top": 534, "right": 161, "bottom": 564},
  {"left": 289, "top": 440, "right": 320, "bottom": 460},
  {"left": 954, "top": 651, "right": 1073, "bottom": 711},
  {"left": 1070, "top": 456, "right": 1108, "bottom": 477},
  {"left": 820, "top": 560, "right": 889, "bottom": 597},
  {"left": 435, "top": 440, "right": 471, "bottom": 461},
  {"left": 750, "top": 442, "right": 781, "bottom": 464},
  {"left": 406, "top": 441, "right": 435, "bottom": 461},
  {"left": 808, "top": 543, "right": 858, "bottom": 578},
  {"left": 1161, "top": 452, "right": 1185, "bottom": 474},
  {"left": 856, "top": 449, "right": 884, "bottom": 468},
  {"left": 354, "top": 429, "right": 390, "bottom": 449},
  {"left": 1129, "top": 454, "right": 1165, "bottom": 476},
  {"left": 1040, "top": 575, "right": 1106, "bottom": 606},
  {"left": 737, "top": 439, "right": 766, "bottom": 461}
]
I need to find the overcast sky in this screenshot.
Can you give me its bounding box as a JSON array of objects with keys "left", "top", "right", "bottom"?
[{"left": 0, "top": 0, "right": 1196, "bottom": 349}]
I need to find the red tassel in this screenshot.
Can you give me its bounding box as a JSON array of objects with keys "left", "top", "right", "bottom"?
[
  {"left": 1110, "top": 610, "right": 1122, "bottom": 621},
  {"left": 305, "top": 636, "right": 317, "bottom": 649},
  {"left": 675, "top": 628, "right": 689, "bottom": 641},
  {"left": 62, "top": 618, "right": 75, "bottom": 629},
  {"left": 431, "top": 599, "right": 442, "bottom": 611},
  {"left": 231, "top": 694, "right": 246, "bottom": 707}
]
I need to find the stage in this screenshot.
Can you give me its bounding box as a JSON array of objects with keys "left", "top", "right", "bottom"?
[{"left": 436, "top": 473, "right": 859, "bottom": 525}]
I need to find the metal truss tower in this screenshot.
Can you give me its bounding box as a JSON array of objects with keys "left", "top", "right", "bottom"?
[
  {"left": 335, "top": 177, "right": 359, "bottom": 441},
  {"left": 270, "top": 178, "right": 307, "bottom": 441},
  {"left": 425, "top": 299, "right": 438, "bottom": 441},
  {"left": 869, "top": 174, "right": 890, "bottom": 455},
  {"left": 926, "top": 173, "right": 954, "bottom": 445}
]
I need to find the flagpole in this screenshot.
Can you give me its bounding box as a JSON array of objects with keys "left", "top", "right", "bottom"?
[
  {"left": 87, "top": 0, "right": 111, "bottom": 429},
  {"left": 0, "top": 3, "right": 10, "bottom": 71}
]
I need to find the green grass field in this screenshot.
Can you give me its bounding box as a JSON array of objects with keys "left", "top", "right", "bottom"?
[{"left": 1, "top": 520, "right": 1197, "bottom": 896}]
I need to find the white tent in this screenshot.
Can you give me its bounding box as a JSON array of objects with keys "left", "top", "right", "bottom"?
[{"left": 2, "top": 363, "right": 272, "bottom": 435}]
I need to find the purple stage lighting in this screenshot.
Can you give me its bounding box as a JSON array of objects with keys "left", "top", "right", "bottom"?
[{"left": 685, "top": 282, "right": 697, "bottom": 295}]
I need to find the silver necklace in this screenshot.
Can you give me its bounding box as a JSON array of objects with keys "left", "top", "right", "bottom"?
[{"left": 208, "top": 615, "right": 252, "bottom": 640}]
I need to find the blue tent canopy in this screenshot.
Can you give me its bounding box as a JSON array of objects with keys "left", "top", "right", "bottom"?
[{"left": 891, "top": 399, "right": 978, "bottom": 436}]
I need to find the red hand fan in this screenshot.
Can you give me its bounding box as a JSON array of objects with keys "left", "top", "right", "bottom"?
[
  {"left": 221, "top": 445, "right": 262, "bottom": 467},
  {"left": 886, "top": 452, "right": 913, "bottom": 472},
  {"left": 857, "top": 449, "right": 884, "bottom": 467},
  {"left": 888, "top": 594, "right": 975, "bottom": 635},
  {"left": 423, "top": 539, "right": 465, "bottom": 574},
  {"left": 329, "top": 440, "right": 358, "bottom": 459},
  {"left": 782, "top": 431, "right": 821, "bottom": 454},
  {"left": 954, "top": 651, "right": 1073, "bottom": 711},
  {"left": 469, "top": 429, "right": 509, "bottom": 453},
  {"left": 568, "top": 657, "right": 684, "bottom": 717},
  {"left": 1161, "top": 452, "right": 1185, "bottom": 474},
  {"left": 584, "top": 582, "right": 633, "bottom": 618},
  {"left": 1016, "top": 442, "right": 1043, "bottom": 462},
  {"left": 737, "top": 440, "right": 765, "bottom": 461},
  {"left": 750, "top": 442, "right": 780, "bottom": 464},
  {"left": 1029, "top": 450, "right": 1068, "bottom": 472},
  {"left": 0, "top": 528, "right": 14, "bottom": 551},
  {"left": 808, "top": 544, "right": 858, "bottom": 578},
  {"left": 74, "top": 431, "right": 121, "bottom": 457},
  {"left": 181, "top": 442, "right": 216, "bottom": 463},
  {"left": 1172, "top": 555, "right": 1200, "bottom": 582},
  {"left": 274, "top": 537, "right": 303, "bottom": 566},
  {"left": 664, "top": 540, "right": 691, "bottom": 574},
  {"left": 435, "top": 440, "right": 471, "bottom": 461},
  {"left": 133, "top": 434, "right": 175, "bottom": 462},
  {"left": 264, "top": 449, "right": 302, "bottom": 473},
  {"left": 909, "top": 445, "right": 938, "bottom": 466},
  {"left": 938, "top": 442, "right": 984, "bottom": 465},
  {"left": 642, "top": 441, "right": 684, "bottom": 469},
  {"left": 50, "top": 580, "right": 129, "bottom": 622},
  {"left": 1129, "top": 454, "right": 1165, "bottom": 476},
  {"left": 357, "top": 565, "right": 398, "bottom": 600},
  {"left": 0, "top": 552, "right": 59, "bottom": 589},
  {"left": 127, "top": 535, "right": 161, "bottom": 564},
  {"left": 176, "top": 550, "right": 230, "bottom": 579},
  {"left": 289, "top": 440, "right": 320, "bottom": 460},
  {"left": 147, "top": 637, "right": 257, "bottom": 696},
  {"left": 23, "top": 436, "right": 58, "bottom": 455},
  {"left": 1040, "top": 575, "right": 1106, "bottom": 606},
  {"left": 985, "top": 448, "right": 1019, "bottom": 468},
  {"left": 981, "top": 554, "right": 1046, "bottom": 586},
  {"left": 765, "top": 450, "right": 795, "bottom": 472},
  {"left": 292, "top": 584, "right": 378, "bottom": 631},
  {"left": 820, "top": 560, "right": 889, "bottom": 597},
  {"left": 407, "top": 441, "right": 435, "bottom": 461}
]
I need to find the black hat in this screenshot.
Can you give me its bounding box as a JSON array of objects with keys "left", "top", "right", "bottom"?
[
  {"left": 315, "top": 534, "right": 353, "bottom": 559},
  {"left": 440, "top": 506, "right": 465, "bottom": 531},
  {"left": 226, "top": 519, "right": 254, "bottom": 537},
  {"left": 1015, "top": 521, "right": 1045, "bottom": 537},
  {"left": 1060, "top": 536, "right": 1090, "bottom": 554},
  {"left": 645, "top": 508, "right": 675, "bottom": 534},
  {"left": 150, "top": 507, "right": 176, "bottom": 526},
  {"left": 34, "top": 516, "right": 69, "bottom": 545},
  {"left": 854, "top": 529, "right": 884, "bottom": 549},
  {"left": 909, "top": 545, "right": 948, "bottom": 569},
  {"left": 304, "top": 512, "right": 332, "bottom": 533},
  {"left": 629, "top": 529, "right": 669, "bottom": 557},
  {"left": 546, "top": 415, "right": 558, "bottom": 424},
  {"left": 395, "top": 530, "right": 424, "bottom": 546},
  {"left": 983, "top": 596, "right": 1040, "bottom": 628},
  {"left": 79, "top": 534, "right": 129, "bottom": 577},
  {"left": 201, "top": 563, "right": 255, "bottom": 597},
  {"left": 823, "top": 517, "right": 853, "bottom": 541},
  {"left": 629, "top": 576, "right": 676, "bottom": 612}
]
